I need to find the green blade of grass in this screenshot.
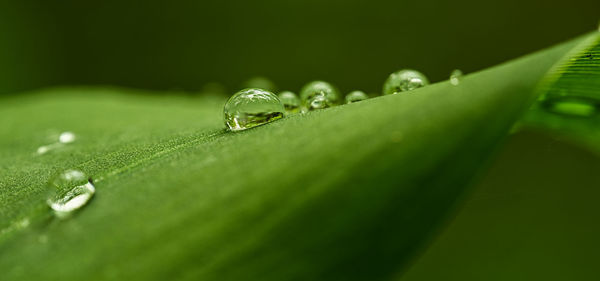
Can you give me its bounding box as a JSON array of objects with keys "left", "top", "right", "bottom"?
[
  {"left": 0, "top": 33, "right": 594, "bottom": 280},
  {"left": 520, "top": 33, "right": 600, "bottom": 153}
]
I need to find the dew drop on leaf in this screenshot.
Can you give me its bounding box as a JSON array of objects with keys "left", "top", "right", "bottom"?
[
  {"left": 46, "top": 169, "right": 95, "bottom": 218},
  {"left": 383, "top": 69, "right": 429, "bottom": 95},
  {"left": 278, "top": 91, "right": 301, "bottom": 114},
  {"left": 36, "top": 131, "right": 76, "bottom": 154},
  {"left": 224, "top": 88, "right": 285, "bottom": 131},
  {"left": 542, "top": 96, "right": 598, "bottom": 117},
  {"left": 299, "top": 81, "right": 340, "bottom": 111},
  {"left": 345, "top": 91, "right": 369, "bottom": 104},
  {"left": 450, "top": 69, "right": 463, "bottom": 86}
]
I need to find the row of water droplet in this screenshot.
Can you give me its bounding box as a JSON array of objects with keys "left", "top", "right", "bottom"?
[
  {"left": 37, "top": 69, "right": 456, "bottom": 218},
  {"left": 13, "top": 50, "right": 598, "bottom": 228},
  {"left": 224, "top": 69, "right": 464, "bottom": 131}
]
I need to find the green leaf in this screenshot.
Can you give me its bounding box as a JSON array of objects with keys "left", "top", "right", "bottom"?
[
  {"left": 520, "top": 33, "right": 600, "bottom": 153},
  {"left": 0, "top": 33, "right": 594, "bottom": 280}
]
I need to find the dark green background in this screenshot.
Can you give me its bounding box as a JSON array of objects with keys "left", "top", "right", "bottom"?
[{"left": 0, "top": 0, "right": 598, "bottom": 95}]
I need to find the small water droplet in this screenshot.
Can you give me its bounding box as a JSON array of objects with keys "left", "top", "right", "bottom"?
[
  {"left": 299, "top": 81, "right": 340, "bottom": 111},
  {"left": 46, "top": 170, "right": 95, "bottom": 217},
  {"left": 37, "top": 131, "right": 76, "bottom": 154},
  {"left": 242, "top": 77, "right": 277, "bottom": 92},
  {"left": 345, "top": 91, "right": 369, "bottom": 104},
  {"left": 59, "top": 131, "right": 76, "bottom": 143},
  {"left": 224, "top": 88, "right": 285, "bottom": 131},
  {"left": 450, "top": 69, "right": 463, "bottom": 86},
  {"left": 383, "top": 69, "right": 429, "bottom": 95},
  {"left": 542, "top": 96, "right": 598, "bottom": 117},
  {"left": 278, "top": 91, "right": 301, "bottom": 114}
]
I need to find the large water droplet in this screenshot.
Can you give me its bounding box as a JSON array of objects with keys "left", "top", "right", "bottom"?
[
  {"left": 224, "top": 88, "right": 285, "bottom": 131},
  {"left": 278, "top": 91, "right": 301, "bottom": 114},
  {"left": 450, "top": 69, "right": 463, "bottom": 86},
  {"left": 299, "top": 81, "right": 340, "bottom": 111},
  {"left": 242, "top": 77, "right": 277, "bottom": 93},
  {"left": 383, "top": 69, "right": 429, "bottom": 95},
  {"left": 345, "top": 91, "right": 369, "bottom": 104},
  {"left": 542, "top": 96, "right": 598, "bottom": 117},
  {"left": 46, "top": 170, "right": 95, "bottom": 217}
]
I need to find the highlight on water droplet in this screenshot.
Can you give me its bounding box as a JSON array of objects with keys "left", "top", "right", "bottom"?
[
  {"left": 242, "top": 76, "right": 277, "bottom": 93},
  {"left": 345, "top": 91, "right": 369, "bottom": 104},
  {"left": 59, "top": 131, "right": 76, "bottom": 143},
  {"left": 224, "top": 88, "right": 285, "bottom": 131},
  {"left": 36, "top": 146, "right": 51, "bottom": 154},
  {"left": 450, "top": 69, "right": 463, "bottom": 86},
  {"left": 278, "top": 91, "right": 301, "bottom": 114},
  {"left": 299, "top": 81, "right": 340, "bottom": 111},
  {"left": 46, "top": 169, "right": 95, "bottom": 218},
  {"left": 383, "top": 69, "right": 429, "bottom": 95},
  {"left": 541, "top": 96, "right": 598, "bottom": 118}
]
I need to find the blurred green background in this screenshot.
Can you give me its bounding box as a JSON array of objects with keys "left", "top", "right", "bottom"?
[
  {"left": 0, "top": 0, "right": 598, "bottom": 95},
  {"left": 399, "top": 130, "right": 600, "bottom": 280}
]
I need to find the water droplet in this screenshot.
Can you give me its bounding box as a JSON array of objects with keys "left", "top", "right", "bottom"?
[
  {"left": 345, "top": 91, "right": 369, "bottom": 104},
  {"left": 37, "top": 131, "right": 76, "bottom": 154},
  {"left": 46, "top": 170, "right": 95, "bottom": 217},
  {"left": 383, "top": 69, "right": 429, "bottom": 95},
  {"left": 299, "top": 81, "right": 340, "bottom": 111},
  {"left": 224, "top": 88, "right": 285, "bottom": 131},
  {"left": 450, "top": 69, "right": 463, "bottom": 86},
  {"left": 59, "top": 131, "right": 76, "bottom": 143},
  {"left": 278, "top": 91, "right": 301, "bottom": 114},
  {"left": 542, "top": 96, "right": 598, "bottom": 117},
  {"left": 242, "top": 77, "right": 277, "bottom": 92}
]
